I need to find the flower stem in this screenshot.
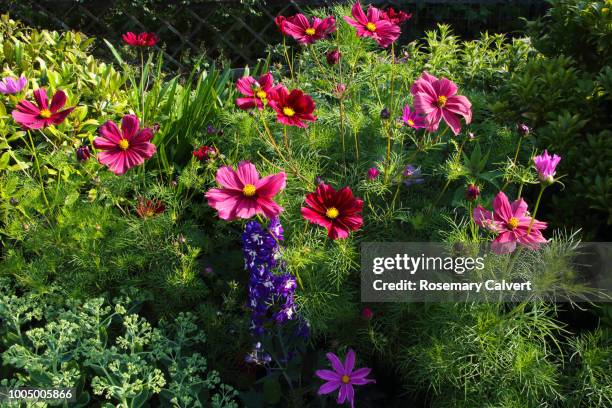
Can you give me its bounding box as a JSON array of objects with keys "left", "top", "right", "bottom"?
[
  {"left": 27, "top": 131, "right": 49, "bottom": 209},
  {"left": 283, "top": 37, "right": 294, "bottom": 83},
  {"left": 140, "top": 49, "right": 145, "bottom": 123},
  {"left": 385, "top": 43, "right": 396, "bottom": 182},
  {"left": 527, "top": 184, "right": 545, "bottom": 235}
]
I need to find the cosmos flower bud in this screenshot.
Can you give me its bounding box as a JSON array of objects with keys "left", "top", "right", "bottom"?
[
  {"left": 367, "top": 167, "right": 379, "bottom": 181},
  {"left": 517, "top": 123, "right": 530, "bottom": 137},
  {"left": 333, "top": 83, "right": 346, "bottom": 99},
  {"left": 380, "top": 107, "right": 390, "bottom": 119},
  {"left": 10, "top": 197, "right": 19, "bottom": 206},
  {"left": 76, "top": 146, "right": 91, "bottom": 162},
  {"left": 326, "top": 49, "right": 341, "bottom": 65},
  {"left": 362, "top": 307, "right": 374, "bottom": 320},
  {"left": 466, "top": 183, "right": 480, "bottom": 201}
]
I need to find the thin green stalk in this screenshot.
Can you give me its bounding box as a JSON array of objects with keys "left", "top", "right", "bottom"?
[
  {"left": 140, "top": 49, "right": 145, "bottom": 122},
  {"left": 27, "top": 131, "right": 49, "bottom": 208},
  {"left": 527, "top": 184, "right": 545, "bottom": 235},
  {"left": 385, "top": 43, "right": 397, "bottom": 182},
  {"left": 283, "top": 37, "right": 294, "bottom": 83}
]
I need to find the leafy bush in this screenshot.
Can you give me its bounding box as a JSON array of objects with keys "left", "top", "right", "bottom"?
[{"left": 496, "top": 0, "right": 612, "bottom": 234}]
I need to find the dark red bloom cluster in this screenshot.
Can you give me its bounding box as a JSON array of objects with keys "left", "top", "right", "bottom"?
[
  {"left": 382, "top": 7, "right": 412, "bottom": 25},
  {"left": 135, "top": 197, "right": 165, "bottom": 218},
  {"left": 122, "top": 32, "right": 159, "bottom": 47},
  {"left": 193, "top": 145, "right": 219, "bottom": 161}
]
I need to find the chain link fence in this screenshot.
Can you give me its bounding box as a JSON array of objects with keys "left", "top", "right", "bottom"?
[{"left": 4, "top": 1, "right": 548, "bottom": 70}]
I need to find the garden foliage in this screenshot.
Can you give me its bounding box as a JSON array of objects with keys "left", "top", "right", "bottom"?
[{"left": 0, "top": 1, "right": 611, "bottom": 407}]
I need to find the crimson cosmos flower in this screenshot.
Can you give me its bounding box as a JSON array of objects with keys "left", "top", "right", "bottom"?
[
  {"left": 269, "top": 86, "right": 316, "bottom": 128},
  {"left": 283, "top": 14, "right": 336, "bottom": 45},
  {"left": 275, "top": 15, "right": 293, "bottom": 35},
  {"left": 12, "top": 88, "right": 75, "bottom": 129},
  {"left": 382, "top": 7, "right": 412, "bottom": 25},
  {"left": 411, "top": 71, "right": 472, "bottom": 135},
  {"left": 93, "top": 114, "right": 156, "bottom": 175},
  {"left": 122, "top": 32, "right": 159, "bottom": 47},
  {"left": 135, "top": 197, "right": 165, "bottom": 218},
  {"left": 235, "top": 73, "right": 275, "bottom": 110},
  {"left": 301, "top": 183, "right": 363, "bottom": 240},
  {"left": 344, "top": 2, "right": 401, "bottom": 48}
]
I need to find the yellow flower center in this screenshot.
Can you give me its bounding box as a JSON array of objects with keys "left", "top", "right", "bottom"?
[
  {"left": 118, "top": 139, "right": 130, "bottom": 150},
  {"left": 341, "top": 375, "right": 350, "bottom": 384},
  {"left": 326, "top": 207, "right": 339, "bottom": 219},
  {"left": 305, "top": 27, "right": 316, "bottom": 36},
  {"left": 39, "top": 109, "right": 52, "bottom": 119},
  {"left": 437, "top": 95, "right": 447, "bottom": 107},
  {"left": 507, "top": 217, "right": 519, "bottom": 230},
  {"left": 242, "top": 184, "right": 257, "bottom": 197},
  {"left": 283, "top": 107, "right": 296, "bottom": 117},
  {"left": 256, "top": 90, "right": 267, "bottom": 100},
  {"left": 145, "top": 209, "right": 155, "bottom": 217},
  {"left": 407, "top": 119, "right": 415, "bottom": 126},
  {"left": 366, "top": 22, "right": 377, "bottom": 32}
]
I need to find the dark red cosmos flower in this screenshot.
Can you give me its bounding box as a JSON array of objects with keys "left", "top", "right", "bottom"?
[
  {"left": 135, "top": 196, "right": 165, "bottom": 218},
  {"left": 382, "top": 7, "right": 412, "bottom": 25},
  {"left": 269, "top": 86, "right": 316, "bottom": 128},
  {"left": 326, "top": 49, "right": 341, "bottom": 65},
  {"left": 193, "top": 145, "right": 218, "bottom": 161},
  {"left": 301, "top": 183, "right": 363, "bottom": 240},
  {"left": 12, "top": 88, "right": 75, "bottom": 129},
  {"left": 122, "top": 32, "right": 159, "bottom": 47}
]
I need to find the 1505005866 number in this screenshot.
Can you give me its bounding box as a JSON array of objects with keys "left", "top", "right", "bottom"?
[{"left": 0, "top": 388, "right": 77, "bottom": 402}]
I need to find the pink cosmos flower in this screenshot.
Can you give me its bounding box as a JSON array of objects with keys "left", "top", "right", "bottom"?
[
  {"left": 93, "top": 114, "right": 156, "bottom": 175},
  {"left": 268, "top": 86, "right": 316, "bottom": 128},
  {"left": 12, "top": 88, "right": 75, "bottom": 129},
  {"left": 343, "top": 2, "right": 401, "bottom": 48},
  {"left": 235, "top": 73, "right": 275, "bottom": 110},
  {"left": 283, "top": 14, "right": 336, "bottom": 45},
  {"left": 401, "top": 104, "right": 426, "bottom": 129},
  {"left": 533, "top": 150, "right": 561, "bottom": 184},
  {"left": 411, "top": 71, "right": 472, "bottom": 135},
  {"left": 205, "top": 161, "right": 286, "bottom": 220},
  {"left": 0, "top": 76, "right": 27, "bottom": 94},
  {"left": 473, "top": 191, "right": 547, "bottom": 254},
  {"left": 316, "top": 349, "right": 375, "bottom": 408},
  {"left": 275, "top": 16, "right": 292, "bottom": 35}
]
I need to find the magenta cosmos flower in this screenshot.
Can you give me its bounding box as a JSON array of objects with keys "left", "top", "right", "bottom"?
[
  {"left": 205, "top": 161, "right": 286, "bottom": 220},
  {"left": 269, "top": 86, "right": 316, "bottom": 128},
  {"left": 401, "top": 104, "right": 426, "bottom": 129},
  {"left": 93, "top": 114, "right": 156, "bottom": 175},
  {"left": 235, "top": 73, "right": 275, "bottom": 110},
  {"left": 283, "top": 14, "right": 336, "bottom": 45},
  {"left": 411, "top": 71, "right": 472, "bottom": 135},
  {"left": 344, "top": 2, "right": 401, "bottom": 48},
  {"left": 474, "top": 191, "right": 547, "bottom": 254},
  {"left": 316, "top": 349, "right": 375, "bottom": 408},
  {"left": 122, "top": 32, "right": 159, "bottom": 47},
  {"left": 0, "top": 76, "right": 27, "bottom": 94},
  {"left": 12, "top": 88, "right": 75, "bottom": 129},
  {"left": 533, "top": 150, "right": 561, "bottom": 184}
]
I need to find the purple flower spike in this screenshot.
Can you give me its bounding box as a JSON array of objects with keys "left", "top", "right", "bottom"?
[{"left": 316, "top": 349, "right": 375, "bottom": 408}]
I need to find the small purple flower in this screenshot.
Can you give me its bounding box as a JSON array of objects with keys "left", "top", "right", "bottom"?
[
  {"left": 206, "top": 124, "right": 218, "bottom": 134},
  {"left": 315, "top": 175, "right": 324, "bottom": 185},
  {"left": 533, "top": 150, "right": 561, "bottom": 184},
  {"left": 367, "top": 167, "right": 379, "bottom": 181},
  {"left": 401, "top": 105, "right": 426, "bottom": 129},
  {"left": 403, "top": 164, "right": 424, "bottom": 186},
  {"left": 380, "top": 107, "right": 390, "bottom": 120},
  {"left": 76, "top": 146, "right": 91, "bottom": 162},
  {"left": 316, "top": 349, "right": 375, "bottom": 408},
  {"left": 0, "top": 76, "right": 27, "bottom": 95},
  {"left": 245, "top": 342, "right": 272, "bottom": 365}
]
